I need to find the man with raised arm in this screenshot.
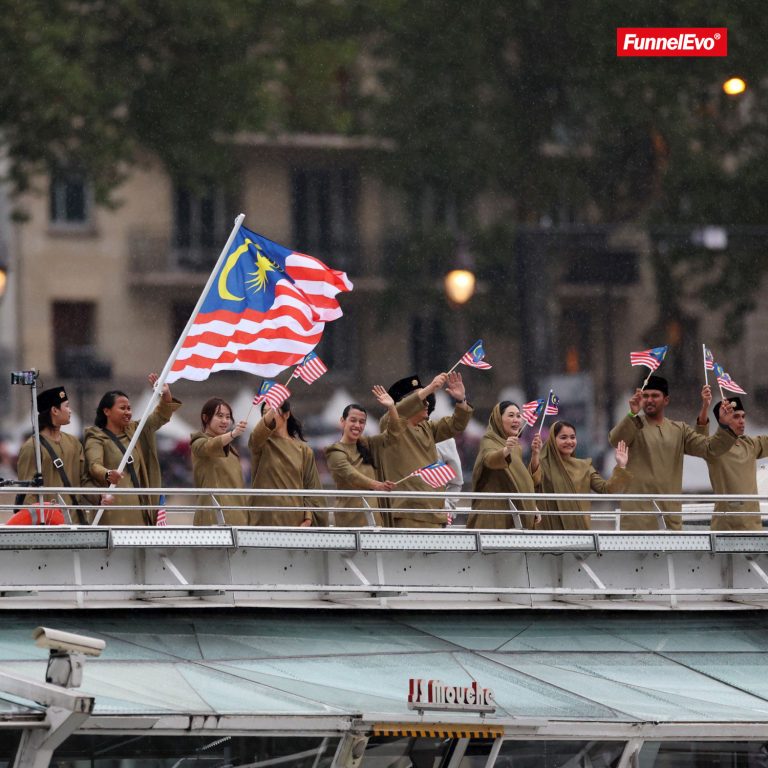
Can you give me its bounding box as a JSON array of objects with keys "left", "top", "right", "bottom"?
[
  {"left": 377, "top": 372, "right": 472, "bottom": 528},
  {"left": 695, "top": 389, "right": 767, "bottom": 531},
  {"left": 608, "top": 375, "right": 737, "bottom": 530}
]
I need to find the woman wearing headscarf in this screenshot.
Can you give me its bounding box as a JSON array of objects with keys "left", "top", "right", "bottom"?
[
  {"left": 324, "top": 385, "right": 401, "bottom": 526},
  {"left": 529, "top": 421, "right": 630, "bottom": 530},
  {"left": 191, "top": 397, "right": 248, "bottom": 526},
  {"left": 466, "top": 401, "right": 539, "bottom": 529},
  {"left": 84, "top": 373, "right": 181, "bottom": 525},
  {"left": 248, "top": 400, "right": 323, "bottom": 526}
]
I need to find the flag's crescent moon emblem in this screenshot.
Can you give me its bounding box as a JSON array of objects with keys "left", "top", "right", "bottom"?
[{"left": 217, "top": 242, "right": 250, "bottom": 301}]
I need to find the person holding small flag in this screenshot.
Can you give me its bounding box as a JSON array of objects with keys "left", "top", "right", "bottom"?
[
  {"left": 378, "top": 371, "right": 472, "bottom": 528},
  {"left": 694, "top": 395, "right": 768, "bottom": 531},
  {"left": 529, "top": 422, "right": 631, "bottom": 530},
  {"left": 466, "top": 402, "right": 539, "bottom": 529},
  {"left": 191, "top": 397, "right": 248, "bottom": 526},
  {"left": 248, "top": 400, "right": 323, "bottom": 526},
  {"left": 608, "top": 374, "right": 738, "bottom": 530},
  {"left": 324, "top": 386, "right": 403, "bottom": 526}
]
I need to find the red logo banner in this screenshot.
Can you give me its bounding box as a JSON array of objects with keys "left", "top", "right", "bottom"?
[{"left": 617, "top": 28, "right": 727, "bottom": 57}]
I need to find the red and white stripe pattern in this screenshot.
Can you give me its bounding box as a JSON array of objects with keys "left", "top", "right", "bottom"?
[
  {"left": 156, "top": 495, "right": 167, "bottom": 527},
  {"left": 717, "top": 371, "right": 747, "bottom": 395},
  {"left": 252, "top": 382, "right": 291, "bottom": 410},
  {"left": 408, "top": 460, "right": 457, "bottom": 489},
  {"left": 292, "top": 352, "right": 328, "bottom": 385},
  {"left": 167, "top": 227, "right": 352, "bottom": 383},
  {"left": 522, "top": 400, "right": 543, "bottom": 426}
]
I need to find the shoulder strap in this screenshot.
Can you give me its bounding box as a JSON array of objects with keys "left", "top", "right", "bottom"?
[
  {"left": 38, "top": 435, "right": 82, "bottom": 518},
  {"left": 100, "top": 428, "right": 141, "bottom": 489}
]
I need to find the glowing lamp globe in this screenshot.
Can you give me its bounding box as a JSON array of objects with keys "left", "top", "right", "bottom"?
[
  {"left": 723, "top": 77, "right": 746, "bottom": 96},
  {"left": 444, "top": 269, "right": 476, "bottom": 304}
]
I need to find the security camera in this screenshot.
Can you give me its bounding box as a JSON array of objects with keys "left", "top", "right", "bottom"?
[
  {"left": 33, "top": 627, "right": 105, "bottom": 657},
  {"left": 32, "top": 627, "right": 106, "bottom": 656},
  {"left": 33, "top": 627, "right": 106, "bottom": 688}
]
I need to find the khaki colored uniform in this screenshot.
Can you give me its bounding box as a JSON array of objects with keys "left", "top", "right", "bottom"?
[
  {"left": 248, "top": 420, "right": 323, "bottom": 526},
  {"left": 84, "top": 399, "right": 181, "bottom": 526},
  {"left": 190, "top": 431, "right": 248, "bottom": 526},
  {"left": 324, "top": 442, "right": 386, "bottom": 526},
  {"left": 467, "top": 446, "right": 538, "bottom": 529},
  {"left": 609, "top": 413, "right": 736, "bottom": 530},
  {"left": 17, "top": 433, "right": 90, "bottom": 522},
  {"left": 531, "top": 457, "right": 631, "bottom": 530},
  {"left": 695, "top": 422, "right": 767, "bottom": 531},
  {"left": 378, "top": 391, "right": 472, "bottom": 528}
]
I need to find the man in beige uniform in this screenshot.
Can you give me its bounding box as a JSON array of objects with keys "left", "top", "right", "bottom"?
[
  {"left": 609, "top": 374, "right": 737, "bottom": 530},
  {"left": 377, "top": 371, "right": 472, "bottom": 528},
  {"left": 695, "top": 393, "right": 767, "bottom": 531}
]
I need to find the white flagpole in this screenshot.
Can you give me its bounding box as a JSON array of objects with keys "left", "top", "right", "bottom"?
[
  {"left": 537, "top": 390, "right": 553, "bottom": 436},
  {"left": 702, "top": 343, "right": 709, "bottom": 386},
  {"left": 92, "top": 213, "right": 245, "bottom": 524}
]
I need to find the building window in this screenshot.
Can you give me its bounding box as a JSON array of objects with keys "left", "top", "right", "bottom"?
[
  {"left": 52, "top": 301, "right": 110, "bottom": 379},
  {"left": 49, "top": 170, "right": 89, "bottom": 225},
  {"left": 291, "top": 167, "right": 359, "bottom": 273},
  {"left": 173, "top": 184, "right": 230, "bottom": 270}
]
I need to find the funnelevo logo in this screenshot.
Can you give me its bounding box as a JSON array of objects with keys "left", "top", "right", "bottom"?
[{"left": 617, "top": 28, "right": 727, "bottom": 57}]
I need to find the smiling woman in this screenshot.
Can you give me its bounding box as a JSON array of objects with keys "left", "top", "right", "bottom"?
[{"left": 83, "top": 374, "right": 182, "bottom": 526}]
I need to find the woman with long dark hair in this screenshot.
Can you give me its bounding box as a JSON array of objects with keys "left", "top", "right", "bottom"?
[
  {"left": 84, "top": 373, "right": 181, "bottom": 525},
  {"left": 467, "top": 401, "right": 539, "bottom": 529},
  {"left": 529, "top": 421, "right": 630, "bottom": 530},
  {"left": 324, "top": 386, "right": 401, "bottom": 526},
  {"left": 248, "top": 399, "right": 323, "bottom": 526},
  {"left": 191, "top": 397, "right": 247, "bottom": 525}
]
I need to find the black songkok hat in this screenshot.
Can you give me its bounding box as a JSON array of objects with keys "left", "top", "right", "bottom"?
[
  {"left": 643, "top": 375, "right": 669, "bottom": 396},
  {"left": 37, "top": 387, "right": 68, "bottom": 413},
  {"left": 714, "top": 397, "right": 744, "bottom": 421},
  {"left": 387, "top": 374, "right": 435, "bottom": 415}
]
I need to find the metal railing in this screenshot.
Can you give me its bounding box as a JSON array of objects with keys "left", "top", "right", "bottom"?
[{"left": 2, "top": 486, "right": 767, "bottom": 529}]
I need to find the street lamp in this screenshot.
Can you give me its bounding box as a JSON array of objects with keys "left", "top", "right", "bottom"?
[
  {"left": 444, "top": 237, "right": 476, "bottom": 305},
  {"left": 723, "top": 77, "right": 746, "bottom": 96}
]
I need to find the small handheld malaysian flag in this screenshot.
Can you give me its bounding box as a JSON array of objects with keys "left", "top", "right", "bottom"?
[
  {"left": 522, "top": 399, "right": 544, "bottom": 427},
  {"left": 459, "top": 340, "right": 492, "bottom": 370},
  {"left": 156, "top": 494, "right": 167, "bottom": 527},
  {"left": 292, "top": 351, "right": 328, "bottom": 385},
  {"left": 545, "top": 394, "right": 560, "bottom": 415},
  {"left": 407, "top": 460, "right": 457, "bottom": 489},
  {"left": 715, "top": 366, "right": 747, "bottom": 395},
  {"left": 704, "top": 347, "right": 715, "bottom": 371},
  {"left": 252, "top": 380, "right": 291, "bottom": 410},
  {"left": 630, "top": 345, "right": 668, "bottom": 371}
]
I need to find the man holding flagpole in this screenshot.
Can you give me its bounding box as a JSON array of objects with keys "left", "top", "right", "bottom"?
[
  {"left": 609, "top": 375, "right": 738, "bottom": 530},
  {"left": 378, "top": 372, "right": 472, "bottom": 528}
]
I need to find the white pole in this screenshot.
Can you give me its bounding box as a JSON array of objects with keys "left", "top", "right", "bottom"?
[
  {"left": 537, "top": 390, "right": 553, "bottom": 435},
  {"left": 92, "top": 213, "right": 245, "bottom": 524},
  {"left": 702, "top": 343, "right": 709, "bottom": 386}
]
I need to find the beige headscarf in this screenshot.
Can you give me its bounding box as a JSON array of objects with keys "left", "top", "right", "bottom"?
[
  {"left": 538, "top": 422, "right": 589, "bottom": 515},
  {"left": 471, "top": 403, "right": 537, "bottom": 510}
]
